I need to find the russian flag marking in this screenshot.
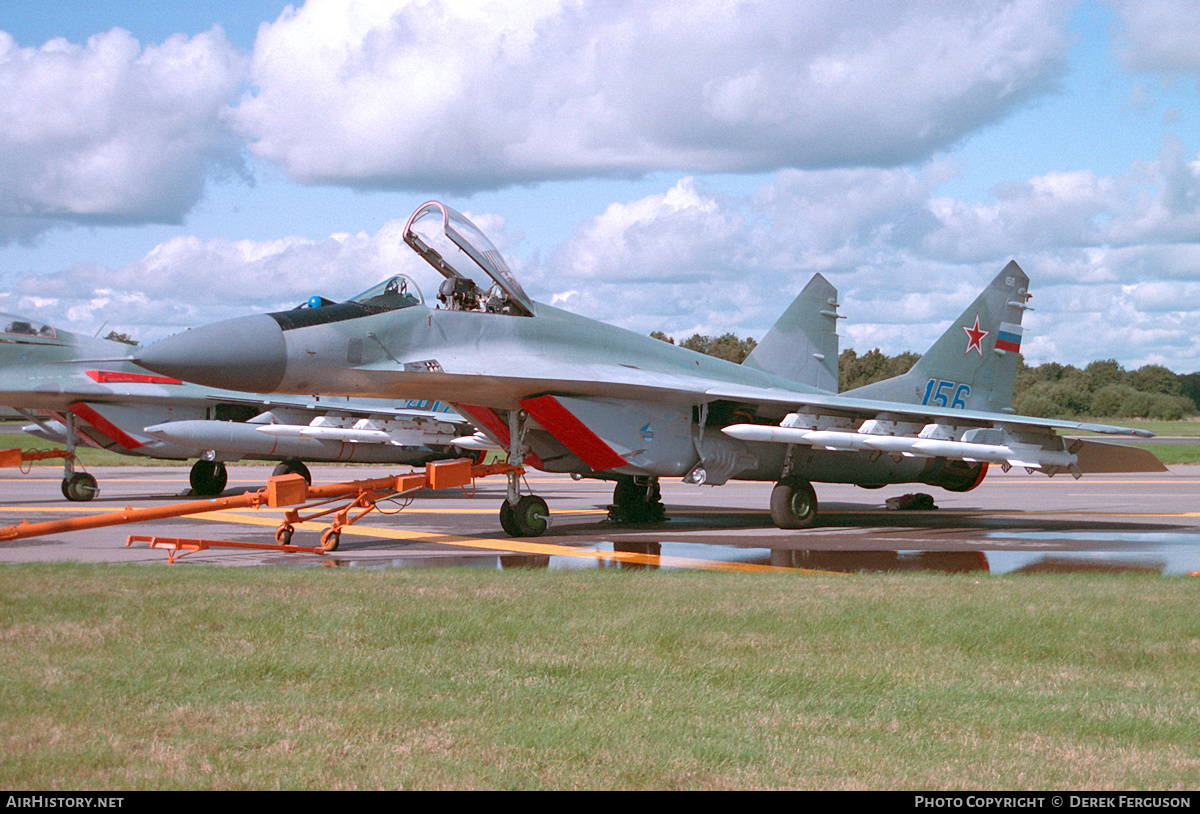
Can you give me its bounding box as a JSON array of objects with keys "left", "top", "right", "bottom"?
[{"left": 995, "top": 322, "right": 1023, "bottom": 353}]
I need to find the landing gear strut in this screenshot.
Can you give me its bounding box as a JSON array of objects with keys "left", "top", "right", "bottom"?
[
  {"left": 770, "top": 476, "right": 818, "bottom": 529},
  {"left": 608, "top": 476, "right": 666, "bottom": 524},
  {"left": 189, "top": 460, "right": 228, "bottom": 496},
  {"left": 497, "top": 408, "right": 550, "bottom": 537},
  {"left": 57, "top": 413, "right": 96, "bottom": 502}
]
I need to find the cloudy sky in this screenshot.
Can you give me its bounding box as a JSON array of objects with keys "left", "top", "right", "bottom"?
[{"left": 2, "top": 0, "right": 1200, "bottom": 374}]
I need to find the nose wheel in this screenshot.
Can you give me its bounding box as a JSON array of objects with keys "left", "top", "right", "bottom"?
[
  {"left": 54, "top": 412, "right": 98, "bottom": 501},
  {"left": 61, "top": 472, "right": 98, "bottom": 502},
  {"left": 500, "top": 494, "right": 549, "bottom": 537}
]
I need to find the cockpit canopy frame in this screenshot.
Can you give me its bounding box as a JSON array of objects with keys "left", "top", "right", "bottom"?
[
  {"left": 0, "top": 314, "right": 58, "bottom": 340},
  {"left": 402, "top": 201, "right": 534, "bottom": 317}
]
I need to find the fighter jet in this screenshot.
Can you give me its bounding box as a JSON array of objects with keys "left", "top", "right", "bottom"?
[
  {"left": 0, "top": 312, "right": 474, "bottom": 500},
  {"left": 138, "top": 201, "right": 1162, "bottom": 536}
]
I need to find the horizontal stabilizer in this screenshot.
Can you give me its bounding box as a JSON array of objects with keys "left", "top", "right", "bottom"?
[{"left": 1071, "top": 439, "right": 1167, "bottom": 473}]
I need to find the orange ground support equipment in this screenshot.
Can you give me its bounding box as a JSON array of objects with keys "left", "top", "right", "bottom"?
[
  {"left": 0, "top": 460, "right": 523, "bottom": 558},
  {"left": 0, "top": 447, "right": 73, "bottom": 468},
  {"left": 126, "top": 535, "right": 329, "bottom": 564}
]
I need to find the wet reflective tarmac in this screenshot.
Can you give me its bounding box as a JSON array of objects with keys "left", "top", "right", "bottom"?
[{"left": 1, "top": 464, "right": 1198, "bottom": 576}]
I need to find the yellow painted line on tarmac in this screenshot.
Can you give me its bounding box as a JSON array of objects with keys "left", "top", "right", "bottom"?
[{"left": 187, "top": 509, "right": 796, "bottom": 573}]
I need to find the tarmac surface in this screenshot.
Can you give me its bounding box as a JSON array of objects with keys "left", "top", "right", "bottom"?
[{"left": 1, "top": 462, "right": 1198, "bottom": 575}]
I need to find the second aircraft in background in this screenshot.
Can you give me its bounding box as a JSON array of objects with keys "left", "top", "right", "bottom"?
[{"left": 0, "top": 312, "right": 475, "bottom": 500}]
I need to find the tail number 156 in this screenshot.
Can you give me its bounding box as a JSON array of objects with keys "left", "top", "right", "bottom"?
[{"left": 922, "top": 379, "right": 970, "bottom": 409}]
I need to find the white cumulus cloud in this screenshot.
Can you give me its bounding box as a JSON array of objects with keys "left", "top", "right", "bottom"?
[
  {"left": 232, "top": 0, "right": 1072, "bottom": 191},
  {"left": 0, "top": 27, "right": 246, "bottom": 243}
]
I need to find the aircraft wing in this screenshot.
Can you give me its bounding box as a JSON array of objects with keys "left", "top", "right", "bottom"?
[
  {"left": 701, "top": 382, "right": 1154, "bottom": 437},
  {"left": 705, "top": 383, "right": 1161, "bottom": 476}
]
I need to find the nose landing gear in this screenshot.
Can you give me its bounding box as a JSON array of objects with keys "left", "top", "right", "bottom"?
[{"left": 497, "top": 408, "right": 550, "bottom": 538}]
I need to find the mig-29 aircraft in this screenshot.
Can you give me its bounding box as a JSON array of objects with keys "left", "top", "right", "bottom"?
[
  {"left": 137, "top": 201, "right": 1163, "bottom": 536},
  {"left": 0, "top": 312, "right": 474, "bottom": 500}
]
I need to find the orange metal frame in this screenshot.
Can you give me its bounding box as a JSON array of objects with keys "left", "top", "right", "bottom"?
[
  {"left": 126, "top": 535, "right": 328, "bottom": 563},
  {"left": 0, "top": 447, "right": 74, "bottom": 468},
  {"left": 0, "top": 459, "right": 523, "bottom": 561}
]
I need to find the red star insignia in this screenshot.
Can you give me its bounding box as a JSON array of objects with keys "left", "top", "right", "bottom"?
[{"left": 963, "top": 314, "right": 988, "bottom": 355}]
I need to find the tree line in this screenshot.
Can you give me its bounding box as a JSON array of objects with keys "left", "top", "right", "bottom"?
[{"left": 653, "top": 331, "right": 1199, "bottom": 420}]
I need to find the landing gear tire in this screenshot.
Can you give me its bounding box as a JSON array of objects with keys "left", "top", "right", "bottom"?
[
  {"left": 500, "top": 495, "right": 549, "bottom": 538},
  {"left": 272, "top": 458, "right": 312, "bottom": 484},
  {"left": 499, "top": 500, "right": 521, "bottom": 537},
  {"left": 770, "top": 477, "right": 818, "bottom": 530},
  {"left": 608, "top": 476, "right": 665, "bottom": 524},
  {"left": 320, "top": 528, "right": 341, "bottom": 552},
  {"left": 190, "top": 460, "right": 228, "bottom": 496},
  {"left": 61, "top": 472, "right": 98, "bottom": 502}
]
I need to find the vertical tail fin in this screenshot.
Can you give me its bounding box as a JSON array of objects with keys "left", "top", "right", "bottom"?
[
  {"left": 845, "top": 261, "right": 1030, "bottom": 412},
  {"left": 742, "top": 273, "right": 841, "bottom": 392}
]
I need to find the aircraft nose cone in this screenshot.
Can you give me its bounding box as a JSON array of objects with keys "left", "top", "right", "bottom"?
[{"left": 139, "top": 314, "right": 287, "bottom": 392}]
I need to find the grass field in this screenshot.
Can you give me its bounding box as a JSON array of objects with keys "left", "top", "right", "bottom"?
[{"left": 1, "top": 564, "right": 1197, "bottom": 790}]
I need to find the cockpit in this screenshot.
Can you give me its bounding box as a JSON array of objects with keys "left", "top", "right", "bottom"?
[
  {"left": 403, "top": 201, "right": 534, "bottom": 317},
  {"left": 272, "top": 274, "right": 425, "bottom": 331},
  {"left": 348, "top": 274, "right": 423, "bottom": 312},
  {"left": 271, "top": 202, "right": 534, "bottom": 332},
  {"left": 0, "top": 314, "right": 57, "bottom": 341}
]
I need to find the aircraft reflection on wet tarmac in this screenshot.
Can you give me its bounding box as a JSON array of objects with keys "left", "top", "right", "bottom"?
[
  {"left": 279, "top": 487, "right": 1200, "bottom": 575},
  {"left": 298, "top": 539, "right": 1199, "bottom": 577}
]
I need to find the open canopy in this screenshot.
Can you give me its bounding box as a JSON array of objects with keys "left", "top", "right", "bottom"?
[{"left": 403, "top": 201, "right": 534, "bottom": 317}]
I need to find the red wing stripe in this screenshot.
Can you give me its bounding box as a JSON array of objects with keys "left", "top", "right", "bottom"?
[
  {"left": 86, "top": 370, "right": 183, "bottom": 385},
  {"left": 455, "top": 404, "right": 510, "bottom": 446},
  {"left": 519, "top": 395, "right": 628, "bottom": 472},
  {"left": 69, "top": 403, "right": 144, "bottom": 451},
  {"left": 455, "top": 404, "right": 544, "bottom": 469}
]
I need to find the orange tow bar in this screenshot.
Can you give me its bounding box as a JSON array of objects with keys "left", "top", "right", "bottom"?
[
  {"left": 0, "top": 447, "right": 74, "bottom": 467},
  {"left": 0, "top": 459, "right": 522, "bottom": 556}
]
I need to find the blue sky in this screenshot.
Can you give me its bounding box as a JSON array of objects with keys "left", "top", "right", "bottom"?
[{"left": 2, "top": 0, "right": 1200, "bottom": 374}]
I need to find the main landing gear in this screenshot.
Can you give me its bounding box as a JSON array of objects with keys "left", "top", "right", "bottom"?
[
  {"left": 272, "top": 458, "right": 312, "bottom": 484},
  {"left": 770, "top": 476, "right": 818, "bottom": 529},
  {"left": 608, "top": 476, "right": 666, "bottom": 524},
  {"left": 189, "top": 460, "right": 228, "bottom": 496}
]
